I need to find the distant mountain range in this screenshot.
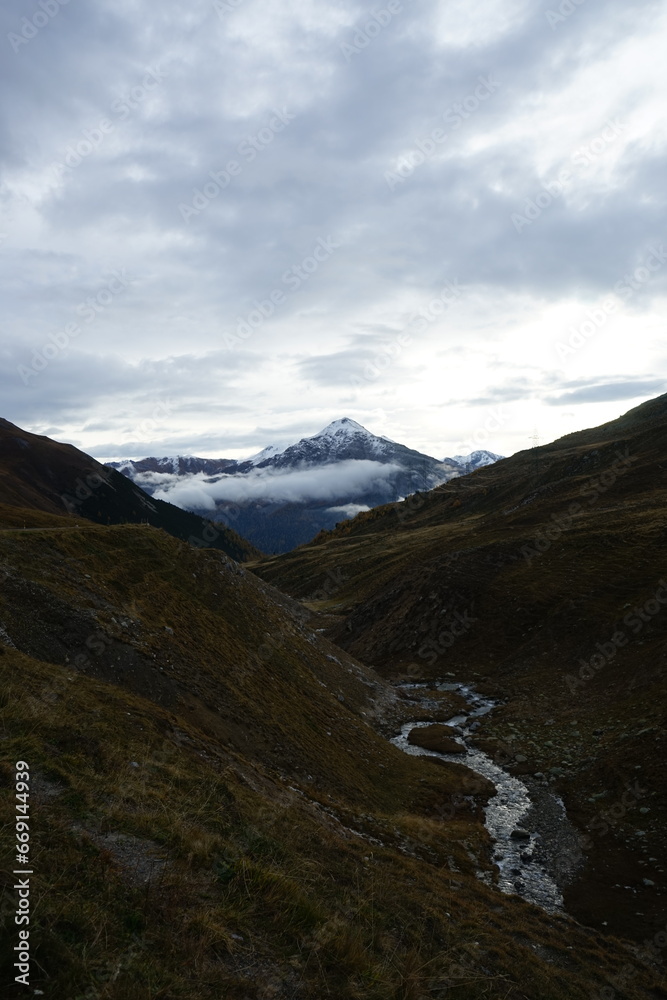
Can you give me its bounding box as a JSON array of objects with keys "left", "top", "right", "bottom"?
[{"left": 107, "top": 418, "right": 504, "bottom": 553}]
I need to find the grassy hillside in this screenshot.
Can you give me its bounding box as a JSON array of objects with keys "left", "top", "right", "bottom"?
[
  {"left": 252, "top": 394, "right": 667, "bottom": 944},
  {"left": 1, "top": 516, "right": 664, "bottom": 997}
]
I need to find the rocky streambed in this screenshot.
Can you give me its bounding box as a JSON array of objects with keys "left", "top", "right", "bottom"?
[{"left": 391, "top": 682, "right": 584, "bottom": 913}]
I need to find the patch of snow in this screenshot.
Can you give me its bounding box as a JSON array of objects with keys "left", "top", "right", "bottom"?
[
  {"left": 248, "top": 443, "right": 286, "bottom": 465},
  {"left": 313, "top": 417, "right": 397, "bottom": 452},
  {"left": 326, "top": 503, "right": 371, "bottom": 518},
  {"left": 451, "top": 450, "right": 503, "bottom": 468}
]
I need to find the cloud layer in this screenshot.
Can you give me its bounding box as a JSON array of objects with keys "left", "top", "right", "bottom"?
[
  {"left": 149, "top": 459, "right": 402, "bottom": 509},
  {"left": 1, "top": 0, "right": 666, "bottom": 460}
]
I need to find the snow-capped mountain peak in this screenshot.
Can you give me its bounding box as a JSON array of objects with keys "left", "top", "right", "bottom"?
[
  {"left": 248, "top": 420, "right": 373, "bottom": 465},
  {"left": 451, "top": 449, "right": 504, "bottom": 470},
  {"left": 107, "top": 422, "right": 504, "bottom": 553},
  {"left": 316, "top": 417, "right": 373, "bottom": 438},
  {"left": 248, "top": 418, "right": 400, "bottom": 469},
  {"left": 314, "top": 417, "right": 399, "bottom": 447},
  {"left": 248, "top": 443, "right": 286, "bottom": 466}
]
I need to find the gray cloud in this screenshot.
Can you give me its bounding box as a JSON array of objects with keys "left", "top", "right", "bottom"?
[
  {"left": 1, "top": 0, "right": 666, "bottom": 460},
  {"left": 545, "top": 377, "right": 667, "bottom": 406},
  {"left": 455, "top": 373, "right": 666, "bottom": 409}
]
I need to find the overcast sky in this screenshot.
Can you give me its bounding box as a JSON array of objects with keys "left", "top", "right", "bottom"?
[{"left": 1, "top": 0, "right": 666, "bottom": 462}]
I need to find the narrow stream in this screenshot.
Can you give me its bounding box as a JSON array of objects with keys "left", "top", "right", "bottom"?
[{"left": 391, "top": 682, "right": 576, "bottom": 913}]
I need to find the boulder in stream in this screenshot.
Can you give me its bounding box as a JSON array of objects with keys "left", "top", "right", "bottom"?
[{"left": 407, "top": 725, "right": 466, "bottom": 755}]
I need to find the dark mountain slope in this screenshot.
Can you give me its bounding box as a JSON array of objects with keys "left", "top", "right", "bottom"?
[
  {"left": 251, "top": 393, "right": 667, "bottom": 942},
  {"left": 0, "top": 418, "right": 260, "bottom": 562}
]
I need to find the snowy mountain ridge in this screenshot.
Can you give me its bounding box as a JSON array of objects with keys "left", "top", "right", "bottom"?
[
  {"left": 110, "top": 420, "right": 502, "bottom": 478},
  {"left": 107, "top": 419, "right": 503, "bottom": 553},
  {"left": 451, "top": 449, "right": 504, "bottom": 470}
]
